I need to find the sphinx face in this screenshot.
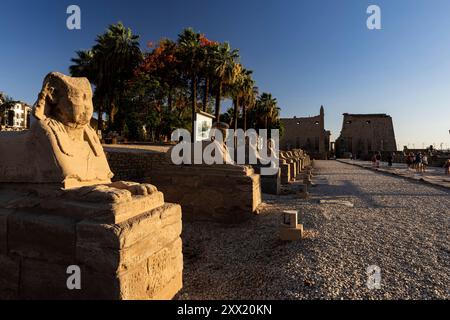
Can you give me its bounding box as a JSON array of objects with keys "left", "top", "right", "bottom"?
[{"left": 53, "top": 86, "right": 94, "bottom": 128}]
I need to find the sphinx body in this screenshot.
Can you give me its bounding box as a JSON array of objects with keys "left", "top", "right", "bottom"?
[{"left": 0, "top": 72, "right": 113, "bottom": 189}]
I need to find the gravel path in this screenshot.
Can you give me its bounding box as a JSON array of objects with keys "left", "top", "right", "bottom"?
[{"left": 176, "top": 160, "right": 450, "bottom": 300}]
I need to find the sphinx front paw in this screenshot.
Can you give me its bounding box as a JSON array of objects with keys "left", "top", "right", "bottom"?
[{"left": 108, "top": 181, "right": 158, "bottom": 196}]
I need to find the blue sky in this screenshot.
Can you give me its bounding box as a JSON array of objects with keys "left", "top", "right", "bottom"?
[{"left": 1, "top": 0, "right": 450, "bottom": 149}]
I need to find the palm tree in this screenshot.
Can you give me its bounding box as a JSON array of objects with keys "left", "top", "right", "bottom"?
[
  {"left": 226, "top": 67, "right": 258, "bottom": 132},
  {"left": 238, "top": 69, "right": 257, "bottom": 131},
  {"left": 256, "top": 93, "right": 280, "bottom": 130},
  {"left": 94, "top": 22, "right": 142, "bottom": 129},
  {"left": 69, "top": 22, "right": 142, "bottom": 133},
  {"left": 198, "top": 39, "right": 218, "bottom": 112},
  {"left": 241, "top": 85, "right": 258, "bottom": 131},
  {"left": 177, "top": 28, "right": 202, "bottom": 141},
  {"left": 211, "top": 42, "right": 240, "bottom": 123},
  {"left": 69, "top": 50, "right": 95, "bottom": 79},
  {"left": 228, "top": 63, "right": 245, "bottom": 132},
  {"left": 220, "top": 107, "right": 235, "bottom": 127}
]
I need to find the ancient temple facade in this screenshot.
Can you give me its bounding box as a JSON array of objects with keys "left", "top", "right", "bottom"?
[
  {"left": 280, "top": 106, "right": 330, "bottom": 160},
  {"left": 335, "top": 113, "right": 397, "bottom": 159}
]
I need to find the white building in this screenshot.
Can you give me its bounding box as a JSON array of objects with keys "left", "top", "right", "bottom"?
[{"left": 1, "top": 101, "right": 32, "bottom": 130}]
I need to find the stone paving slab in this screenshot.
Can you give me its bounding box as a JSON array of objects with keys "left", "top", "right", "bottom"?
[{"left": 337, "top": 159, "right": 450, "bottom": 190}]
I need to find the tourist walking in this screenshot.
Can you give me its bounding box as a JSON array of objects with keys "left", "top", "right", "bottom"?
[
  {"left": 375, "top": 152, "right": 381, "bottom": 168},
  {"left": 405, "top": 153, "right": 411, "bottom": 170},
  {"left": 410, "top": 152, "right": 416, "bottom": 171},
  {"left": 406, "top": 152, "right": 415, "bottom": 170},
  {"left": 387, "top": 152, "right": 394, "bottom": 167},
  {"left": 421, "top": 153, "right": 428, "bottom": 173},
  {"left": 444, "top": 159, "right": 450, "bottom": 175},
  {"left": 415, "top": 152, "right": 423, "bottom": 173}
]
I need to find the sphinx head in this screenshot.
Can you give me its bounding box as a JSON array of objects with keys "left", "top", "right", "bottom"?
[{"left": 34, "top": 72, "right": 93, "bottom": 129}]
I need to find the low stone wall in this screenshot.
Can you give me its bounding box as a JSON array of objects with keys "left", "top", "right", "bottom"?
[
  {"left": 105, "top": 148, "right": 262, "bottom": 223},
  {"left": 0, "top": 186, "right": 183, "bottom": 300},
  {"left": 104, "top": 148, "right": 155, "bottom": 182}
]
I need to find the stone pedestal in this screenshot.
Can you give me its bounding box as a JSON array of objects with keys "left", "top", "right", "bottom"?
[
  {"left": 259, "top": 169, "right": 281, "bottom": 195},
  {"left": 280, "top": 152, "right": 296, "bottom": 183},
  {"left": 0, "top": 184, "right": 183, "bottom": 300},
  {"left": 279, "top": 211, "right": 303, "bottom": 241},
  {"left": 280, "top": 161, "right": 291, "bottom": 185},
  {"left": 280, "top": 225, "right": 303, "bottom": 241},
  {"left": 252, "top": 166, "right": 281, "bottom": 195}
]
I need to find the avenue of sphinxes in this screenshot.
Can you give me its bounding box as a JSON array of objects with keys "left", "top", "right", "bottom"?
[{"left": 0, "top": 72, "right": 183, "bottom": 299}]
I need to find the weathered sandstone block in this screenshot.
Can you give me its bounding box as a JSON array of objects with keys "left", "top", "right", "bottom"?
[
  {"left": 76, "top": 203, "right": 182, "bottom": 273},
  {"left": 0, "top": 185, "right": 183, "bottom": 300},
  {"left": 8, "top": 209, "right": 77, "bottom": 264}
]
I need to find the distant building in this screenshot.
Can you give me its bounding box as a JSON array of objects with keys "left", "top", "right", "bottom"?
[
  {"left": 280, "top": 106, "right": 330, "bottom": 159},
  {"left": 0, "top": 101, "right": 32, "bottom": 131},
  {"left": 335, "top": 113, "right": 397, "bottom": 159}
]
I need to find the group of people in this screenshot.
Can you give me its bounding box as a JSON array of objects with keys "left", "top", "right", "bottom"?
[
  {"left": 405, "top": 152, "right": 429, "bottom": 173},
  {"left": 404, "top": 152, "right": 450, "bottom": 175},
  {"left": 352, "top": 150, "right": 450, "bottom": 175}
]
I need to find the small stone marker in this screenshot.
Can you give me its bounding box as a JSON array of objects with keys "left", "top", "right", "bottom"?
[{"left": 280, "top": 210, "right": 303, "bottom": 241}]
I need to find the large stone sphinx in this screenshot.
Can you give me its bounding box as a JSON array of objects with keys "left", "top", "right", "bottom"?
[
  {"left": 0, "top": 72, "right": 112, "bottom": 188},
  {"left": 0, "top": 73, "right": 183, "bottom": 300}
]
